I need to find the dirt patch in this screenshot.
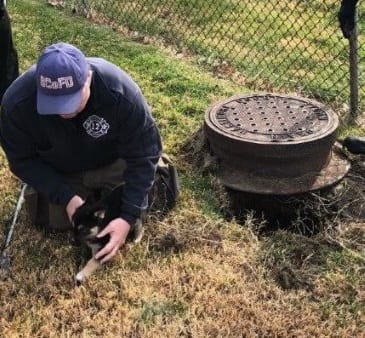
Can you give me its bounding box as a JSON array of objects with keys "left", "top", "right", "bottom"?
[
  {"left": 272, "top": 265, "right": 314, "bottom": 291},
  {"left": 260, "top": 232, "right": 345, "bottom": 291},
  {"left": 149, "top": 231, "right": 186, "bottom": 254}
]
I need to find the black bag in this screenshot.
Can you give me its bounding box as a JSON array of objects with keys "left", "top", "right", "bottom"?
[
  {"left": 0, "top": 3, "right": 19, "bottom": 103},
  {"left": 148, "top": 154, "right": 180, "bottom": 215}
]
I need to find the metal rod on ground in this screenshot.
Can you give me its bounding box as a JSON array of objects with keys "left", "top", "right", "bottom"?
[
  {"left": 349, "top": 11, "right": 359, "bottom": 121},
  {"left": 0, "top": 182, "right": 27, "bottom": 274}
]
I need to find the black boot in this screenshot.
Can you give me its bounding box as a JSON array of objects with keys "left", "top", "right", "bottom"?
[{"left": 343, "top": 136, "right": 365, "bottom": 154}]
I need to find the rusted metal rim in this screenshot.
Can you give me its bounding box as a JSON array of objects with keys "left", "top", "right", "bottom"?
[
  {"left": 204, "top": 94, "right": 338, "bottom": 177},
  {"left": 204, "top": 93, "right": 350, "bottom": 193},
  {"left": 217, "top": 146, "right": 350, "bottom": 195},
  {"left": 205, "top": 93, "right": 338, "bottom": 145}
]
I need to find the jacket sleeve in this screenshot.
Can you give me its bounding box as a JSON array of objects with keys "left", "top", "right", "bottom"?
[
  {"left": 0, "top": 106, "right": 75, "bottom": 205},
  {"left": 117, "top": 90, "right": 162, "bottom": 225}
]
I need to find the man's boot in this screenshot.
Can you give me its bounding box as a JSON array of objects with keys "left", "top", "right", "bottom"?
[{"left": 343, "top": 136, "right": 365, "bottom": 154}]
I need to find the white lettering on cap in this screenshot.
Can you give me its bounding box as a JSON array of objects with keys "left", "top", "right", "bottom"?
[{"left": 40, "top": 75, "right": 74, "bottom": 89}]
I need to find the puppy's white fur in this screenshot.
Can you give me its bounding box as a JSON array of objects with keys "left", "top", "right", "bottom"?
[{"left": 75, "top": 243, "right": 103, "bottom": 283}]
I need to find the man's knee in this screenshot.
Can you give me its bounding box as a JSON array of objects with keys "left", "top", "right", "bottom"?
[
  {"left": 24, "top": 159, "right": 128, "bottom": 231},
  {"left": 24, "top": 186, "right": 38, "bottom": 225},
  {"left": 48, "top": 203, "right": 73, "bottom": 231},
  {"left": 82, "top": 159, "right": 127, "bottom": 191},
  {"left": 24, "top": 186, "right": 72, "bottom": 231}
]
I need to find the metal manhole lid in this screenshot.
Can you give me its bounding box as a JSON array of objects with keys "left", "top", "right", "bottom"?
[{"left": 205, "top": 93, "right": 338, "bottom": 144}]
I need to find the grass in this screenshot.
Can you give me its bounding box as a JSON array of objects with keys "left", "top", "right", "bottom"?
[
  {"left": 66, "top": 0, "right": 360, "bottom": 110},
  {"left": 0, "top": 0, "right": 365, "bottom": 337}
]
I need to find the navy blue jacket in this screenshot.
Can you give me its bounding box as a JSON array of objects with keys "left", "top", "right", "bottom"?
[{"left": 0, "top": 58, "right": 162, "bottom": 225}]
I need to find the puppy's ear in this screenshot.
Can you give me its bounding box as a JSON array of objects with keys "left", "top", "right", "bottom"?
[{"left": 72, "top": 199, "right": 102, "bottom": 226}]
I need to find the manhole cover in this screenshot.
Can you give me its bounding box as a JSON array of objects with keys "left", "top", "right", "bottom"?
[
  {"left": 206, "top": 93, "right": 336, "bottom": 143},
  {"left": 204, "top": 93, "right": 350, "bottom": 194}
]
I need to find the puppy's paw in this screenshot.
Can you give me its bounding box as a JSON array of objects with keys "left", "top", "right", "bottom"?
[
  {"left": 75, "top": 257, "right": 102, "bottom": 285},
  {"left": 75, "top": 271, "right": 85, "bottom": 285}
]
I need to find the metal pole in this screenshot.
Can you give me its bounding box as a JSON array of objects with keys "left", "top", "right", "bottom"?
[
  {"left": 349, "top": 10, "right": 359, "bottom": 121},
  {"left": 0, "top": 183, "right": 27, "bottom": 275},
  {"left": 2, "top": 183, "right": 27, "bottom": 249}
]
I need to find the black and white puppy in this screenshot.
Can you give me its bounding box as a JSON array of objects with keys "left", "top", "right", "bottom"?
[{"left": 72, "top": 185, "right": 124, "bottom": 283}]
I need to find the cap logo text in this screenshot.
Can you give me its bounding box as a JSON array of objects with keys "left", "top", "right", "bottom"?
[{"left": 40, "top": 75, "right": 74, "bottom": 89}]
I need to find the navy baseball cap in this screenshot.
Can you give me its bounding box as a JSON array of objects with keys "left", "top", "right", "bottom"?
[{"left": 36, "top": 42, "right": 89, "bottom": 115}]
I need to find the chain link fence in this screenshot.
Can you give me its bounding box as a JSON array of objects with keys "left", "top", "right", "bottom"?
[{"left": 64, "top": 0, "right": 363, "bottom": 113}]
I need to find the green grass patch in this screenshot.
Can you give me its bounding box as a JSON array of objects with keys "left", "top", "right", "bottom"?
[{"left": 64, "top": 0, "right": 360, "bottom": 108}]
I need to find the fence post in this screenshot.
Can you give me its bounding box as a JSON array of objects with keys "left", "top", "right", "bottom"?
[{"left": 349, "top": 12, "right": 359, "bottom": 120}]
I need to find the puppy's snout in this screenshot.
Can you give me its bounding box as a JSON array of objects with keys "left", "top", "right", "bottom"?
[
  {"left": 76, "top": 225, "right": 100, "bottom": 240},
  {"left": 74, "top": 225, "right": 90, "bottom": 242}
]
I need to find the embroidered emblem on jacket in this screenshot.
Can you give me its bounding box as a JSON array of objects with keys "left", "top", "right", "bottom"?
[{"left": 83, "top": 115, "right": 110, "bottom": 138}]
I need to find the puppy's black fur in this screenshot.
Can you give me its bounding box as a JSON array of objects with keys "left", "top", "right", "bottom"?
[{"left": 72, "top": 185, "right": 124, "bottom": 283}]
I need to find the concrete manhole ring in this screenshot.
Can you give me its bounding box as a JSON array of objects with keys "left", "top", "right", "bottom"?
[{"left": 204, "top": 93, "right": 351, "bottom": 194}]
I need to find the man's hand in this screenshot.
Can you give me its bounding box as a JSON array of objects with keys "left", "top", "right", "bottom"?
[
  {"left": 66, "top": 195, "right": 85, "bottom": 223},
  {"left": 94, "top": 218, "right": 131, "bottom": 263},
  {"left": 338, "top": 0, "right": 358, "bottom": 39}
]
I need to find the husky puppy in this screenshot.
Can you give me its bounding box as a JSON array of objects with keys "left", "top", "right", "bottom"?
[{"left": 72, "top": 185, "right": 124, "bottom": 283}]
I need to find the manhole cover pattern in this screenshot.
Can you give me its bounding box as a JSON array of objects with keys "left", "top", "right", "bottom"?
[{"left": 206, "top": 94, "right": 338, "bottom": 143}]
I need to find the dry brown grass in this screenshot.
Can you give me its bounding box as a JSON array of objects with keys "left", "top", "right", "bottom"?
[{"left": 1, "top": 136, "right": 365, "bottom": 337}]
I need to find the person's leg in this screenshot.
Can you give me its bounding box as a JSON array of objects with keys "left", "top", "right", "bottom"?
[
  {"left": 24, "top": 186, "right": 39, "bottom": 226},
  {"left": 45, "top": 175, "right": 92, "bottom": 231},
  {"left": 47, "top": 159, "right": 127, "bottom": 230},
  {"left": 25, "top": 158, "right": 147, "bottom": 239},
  {"left": 82, "top": 158, "right": 127, "bottom": 193},
  {"left": 24, "top": 172, "right": 93, "bottom": 231},
  {"left": 82, "top": 159, "right": 145, "bottom": 242}
]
